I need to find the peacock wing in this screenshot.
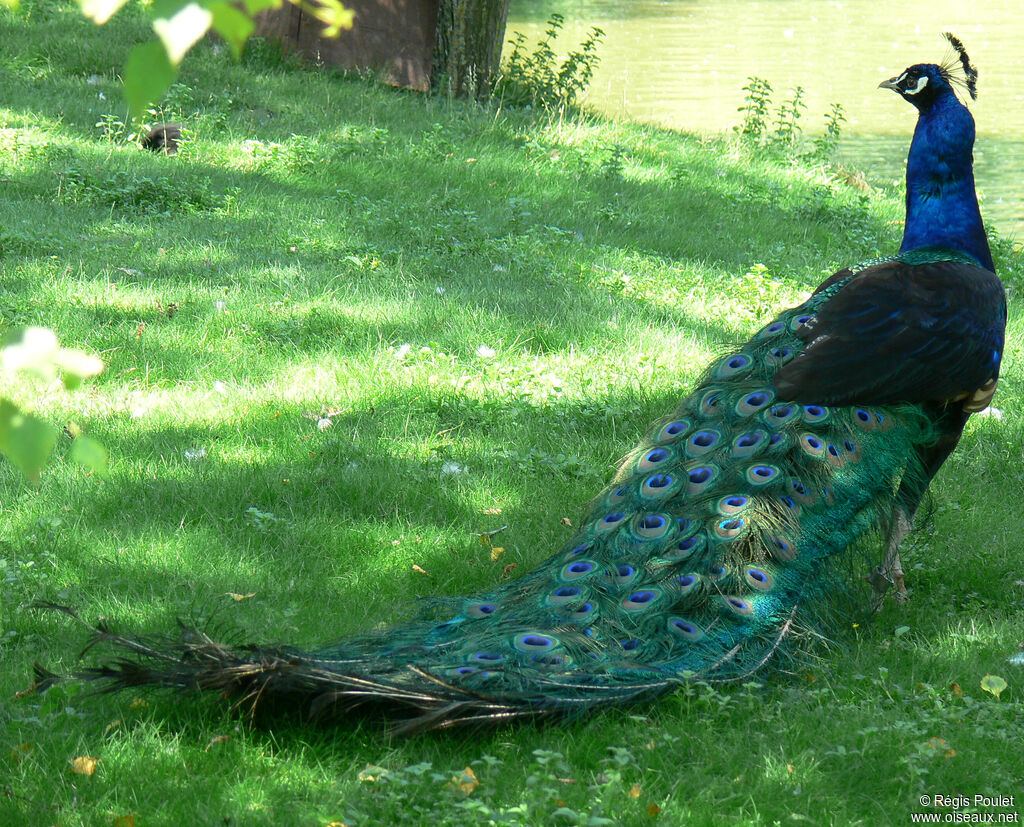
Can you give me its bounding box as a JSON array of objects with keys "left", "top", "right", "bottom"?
[{"left": 773, "top": 257, "right": 1005, "bottom": 406}]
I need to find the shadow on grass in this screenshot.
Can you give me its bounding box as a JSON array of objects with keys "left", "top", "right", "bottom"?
[{"left": 7, "top": 378, "right": 694, "bottom": 602}]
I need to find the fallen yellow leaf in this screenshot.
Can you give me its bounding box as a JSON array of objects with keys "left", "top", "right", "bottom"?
[
  {"left": 412, "top": 564, "right": 431, "bottom": 576},
  {"left": 70, "top": 755, "right": 99, "bottom": 776},
  {"left": 560, "top": 517, "right": 572, "bottom": 527},
  {"left": 129, "top": 697, "right": 149, "bottom": 710},
  {"left": 489, "top": 546, "right": 505, "bottom": 561},
  {"left": 647, "top": 803, "right": 662, "bottom": 817},
  {"left": 225, "top": 592, "right": 257, "bottom": 601},
  {"left": 628, "top": 784, "right": 642, "bottom": 798},
  {"left": 981, "top": 674, "right": 1008, "bottom": 699},
  {"left": 481, "top": 507, "right": 503, "bottom": 515},
  {"left": 950, "top": 682, "right": 964, "bottom": 697},
  {"left": 449, "top": 766, "right": 479, "bottom": 795},
  {"left": 113, "top": 813, "right": 136, "bottom": 827}
]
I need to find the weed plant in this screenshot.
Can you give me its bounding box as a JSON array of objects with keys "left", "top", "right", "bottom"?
[
  {"left": 0, "top": 3, "right": 1021, "bottom": 825},
  {"left": 739, "top": 75, "right": 848, "bottom": 163},
  {"left": 495, "top": 13, "right": 605, "bottom": 111}
]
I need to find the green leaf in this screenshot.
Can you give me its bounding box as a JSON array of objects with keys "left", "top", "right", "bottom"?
[
  {"left": 1, "top": 326, "right": 59, "bottom": 380},
  {"left": 981, "top": 674, "right": 1008, "bottom": 699},
  {"left": 0, "top": 398, "right": 57, "bottom": 482},
  {"left": 153, "top": 1, "right": 213, "bottom": 65},
  {"left": 207, "top": 1, "right": 254, "bottom": 58},
  {"left": 57, "top": 349, "right": 104, "bottom": 390},
  {"left": 304, "top": 0, "right": 354, "bottom": 36},
  {"left": 78, "top": 0, "right": 130, "bottom": 24},
  {"left": 241, "top": 0, "right": 281, "bottom": 15},
  {"left": 70, "top": 435, "right": 109, "bottom": 477},
  {"left": 123, "top": 41, "right": 176, "bottom": 117}
]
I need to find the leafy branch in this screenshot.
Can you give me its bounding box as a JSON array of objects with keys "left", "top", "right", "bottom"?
[
  {"left": 0, "top": 0, "right": 353, "bottom": 115},
  {"left": 0, "top": 328, "right": 106, "bottom": 481}
]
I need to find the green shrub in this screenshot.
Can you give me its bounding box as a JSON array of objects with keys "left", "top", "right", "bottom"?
[
  {"left": 737, "top": 76, "right": 845, "bottom": 161},
  {"left": 495, "top": 14, "right": 604, "bottom": 111}
]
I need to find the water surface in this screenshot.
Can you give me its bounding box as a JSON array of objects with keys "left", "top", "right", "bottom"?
[{"left": 507, "top": 0, "right": 1024, "bottom": 239}]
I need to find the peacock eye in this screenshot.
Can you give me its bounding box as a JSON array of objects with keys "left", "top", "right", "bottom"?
[{"left": 902, "top": 69, "right": 929, "bottom": 95}]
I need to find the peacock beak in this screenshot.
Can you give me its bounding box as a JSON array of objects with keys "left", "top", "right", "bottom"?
[{"left": 879, "top": 77, "right": 903, "bottom": 92}]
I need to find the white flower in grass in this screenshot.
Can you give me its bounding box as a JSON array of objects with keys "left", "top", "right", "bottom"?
[
  {"left": 184, "top": 447, "right": 207, "bottom": 461},
  {"left": 214, "top": 300, "right": 227, "bottom": 313},
  {"left": 317, "top": 417, "right": 333, "bottom": 431},
  {"left": 476, "top": 344, "right": 496, "bottom": 359},
  {"left": 394, "top": 343, "right": 412, "bottom": 360},
  {"left": 975, "top": 407, "right": 1003, "bottom": 420},
  {"left": 214, "top": 380, "right": 227, "bottom": 394},
  {"left": 434, "top": 286, "right": 446, "bottom": 296}
]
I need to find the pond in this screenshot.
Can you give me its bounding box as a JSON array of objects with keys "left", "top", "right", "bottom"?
[{"left": 506, "top": 0, "right": 1024, "bottom": 240}]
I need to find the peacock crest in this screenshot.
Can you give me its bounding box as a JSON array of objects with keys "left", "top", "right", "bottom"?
[{"left": 940, "top": 31, "right": 979, "bottom": 99}]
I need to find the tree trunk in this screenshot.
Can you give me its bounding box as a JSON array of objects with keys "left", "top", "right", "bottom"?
[{"left": 433, "top": 0, "right": 511, "bottom": 100}]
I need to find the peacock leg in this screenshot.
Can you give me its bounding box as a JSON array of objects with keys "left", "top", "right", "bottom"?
[
  {"left": 869, "top": 405, "right": 970, "bottom": 608},
  {"left": 869, "top": 507, "right": 913, "bottom": 607}
]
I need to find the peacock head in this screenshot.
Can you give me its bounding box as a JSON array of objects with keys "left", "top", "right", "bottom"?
[{"left": 879, "top": 32, "right": 978, "bottom": 111}]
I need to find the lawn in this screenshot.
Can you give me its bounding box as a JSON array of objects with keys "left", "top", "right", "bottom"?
[{"left": 1, "top": 3, "right": 1022, "bottom": 824}]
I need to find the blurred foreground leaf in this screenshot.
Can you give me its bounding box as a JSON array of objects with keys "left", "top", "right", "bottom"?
[{"left": 0, "top": 400, "right": 57, "bottom": 482}]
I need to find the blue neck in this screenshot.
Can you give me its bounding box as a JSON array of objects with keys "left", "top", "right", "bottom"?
[{"left": 899, "top": 92, "right": 993, "bottom": 272}]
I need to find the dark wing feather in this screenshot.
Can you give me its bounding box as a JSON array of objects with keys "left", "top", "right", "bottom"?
[{"left": 774, "top": 259, "right": 1005, "bottom": 405}]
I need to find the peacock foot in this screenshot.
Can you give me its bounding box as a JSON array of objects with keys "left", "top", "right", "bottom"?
[
  {"left": 868, "top": 508, "right": 913, "bottom": 609},
  {"left": 891, "top": 568, "right": 908, "bottom": 602},
  {"left": 866, "top": 560, "right": 909, "bottom": 609}
]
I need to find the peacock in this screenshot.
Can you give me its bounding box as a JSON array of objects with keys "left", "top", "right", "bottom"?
[{"left": 35, "top": 34, "right": 1006, "bottom": 735}]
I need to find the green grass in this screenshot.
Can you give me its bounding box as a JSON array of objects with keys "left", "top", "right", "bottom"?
[{"left": 2, "top": 3, "right": 1023, "bottom": 825}]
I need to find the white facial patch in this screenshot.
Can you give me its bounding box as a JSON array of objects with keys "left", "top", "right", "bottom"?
[{"left": 904, "top": 74, "right": 929, "bottom": 95}]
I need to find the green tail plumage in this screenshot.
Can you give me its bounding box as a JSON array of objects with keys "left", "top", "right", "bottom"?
[{"left": 35, "top": 253, "right": 943, "bottom": 734}]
